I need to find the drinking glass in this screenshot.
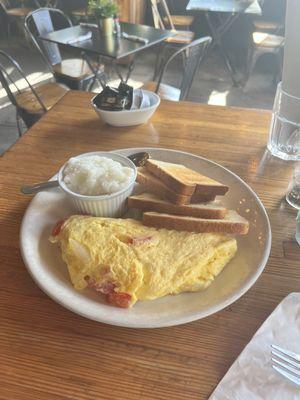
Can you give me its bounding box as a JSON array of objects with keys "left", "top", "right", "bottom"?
[
  {"left": 296, "top": 211, "right": 300, "bottom": 246},
  {"left": 268, "top": 83, "right": 300, "bottom": 161},
  {"left": 286, "top": 167, "right": 300, "bottom": 209}
]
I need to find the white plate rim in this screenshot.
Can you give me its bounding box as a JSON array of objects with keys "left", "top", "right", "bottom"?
[{"left": 20, "top": 147, "right": 272, "bottom": 328}]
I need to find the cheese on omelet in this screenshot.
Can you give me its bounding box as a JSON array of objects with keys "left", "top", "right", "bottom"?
[{"left": 50, "top": 215, "right": 237, "bottom": 307}]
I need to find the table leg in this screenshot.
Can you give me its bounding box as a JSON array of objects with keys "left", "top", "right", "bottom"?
[
  {"left": 205, "top": 11, "right": 240, "bottom": 86},
  {"left": 112, "top": 57, "right": 136, "bottom": 84},
  {"left": 112, "top": 63, "right": 125, "bottom": 83},
  {"left": 81, "top": 52, "right": 107, "bottom": 91},
  {"left": 124, "top": 59, "right": 136, "bottom": 83}
]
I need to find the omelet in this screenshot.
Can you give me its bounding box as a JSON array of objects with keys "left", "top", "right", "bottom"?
[{"left": 50, "top": 215, "right": 237, "bottom": 307}]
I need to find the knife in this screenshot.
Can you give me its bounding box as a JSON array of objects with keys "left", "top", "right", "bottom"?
[{"left": 121, "top": 32, "right": 149, "bottom": 44}]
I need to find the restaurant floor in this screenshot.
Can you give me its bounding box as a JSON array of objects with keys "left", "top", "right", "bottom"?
[{"left": 0, "top": 37, "right": 277, "bottom": 155}]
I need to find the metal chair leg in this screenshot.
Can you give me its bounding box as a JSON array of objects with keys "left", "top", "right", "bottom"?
[
  {"left": 244, "top": 47, "right": 261, "bottom": 90},
  {"left": 153, "top": 45, "right": 162, "bottom": 81},
  {"left": 7, "top": 19, "right": 12, "bottom": 38},
  {"left": 16, "top": 110, "right": 23, "bottom": 137},
  {"left": 153, "top": 44, "right": 168, "bottom": 81}
]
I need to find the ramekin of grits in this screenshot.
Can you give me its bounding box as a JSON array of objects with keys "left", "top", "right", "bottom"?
[{"left": 58, "top": 152, "right": 137, "bottom": 217}]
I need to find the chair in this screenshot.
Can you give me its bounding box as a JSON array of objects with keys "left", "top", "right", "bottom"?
[
  {"left": 150, "top": 0, "right": 195, "bottom": 80},
  {"left": 34, "top": 0, "right": 59, "bottom": 7},
  {"left": 252, "top": 0, "right": 284, "bottom": 34},
  {"left": 0, "top": 0, "right": 33, "bottom": 37},
  {"left": 0, "top": 50, "right": 69, "bottom": 136},
  {"left": 150, "top": 0, "right": 195, "bottom": 45},
  {"left": 245, "top": 32, "right": 284, "bottom": 87},
  {"left": 151, "top": 0, "right": 194, "bottom": 31},
  {"left": 24, "top": 8, "right": 104, "bottom": 90},
  {"left": 71, "top": 7, "right": 88, "bottom": 22},
  {"left": 161, "top": 0, "right": 194, "bottom": 30},
  {"left": 143, "top": 36, "right": 212, "bottom": 101}
]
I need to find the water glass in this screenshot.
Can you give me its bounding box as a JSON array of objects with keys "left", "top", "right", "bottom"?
[
  {"left": 286, "top": 167, "right": 300, "bottom": 209},
  {"left": 296, "top": 211, "right": 300, "bottom": 246},
  {"left": 268, "top": 83, "right": 300, "bottom": 161}
]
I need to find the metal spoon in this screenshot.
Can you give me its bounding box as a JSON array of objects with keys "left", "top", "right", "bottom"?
[{"left": 21, "top": 151, "right": 149, "bottom": 195}]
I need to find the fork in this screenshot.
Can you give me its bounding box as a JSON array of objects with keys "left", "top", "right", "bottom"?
[{"left": 271, "top": 344, "right": 300, "bottom": 386}]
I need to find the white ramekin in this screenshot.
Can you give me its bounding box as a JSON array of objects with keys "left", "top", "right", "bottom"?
[{"left": 58, "top": 151, "right": 137, "bottom": 217}]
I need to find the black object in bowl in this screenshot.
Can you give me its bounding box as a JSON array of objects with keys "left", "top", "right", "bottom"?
[{"left": 93, "top": 82, "right": 133, "bottom": 111}]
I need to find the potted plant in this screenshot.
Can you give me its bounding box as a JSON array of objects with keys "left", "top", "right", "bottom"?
[{"left": 88, "top": 0, "right": 119, "bottom": 37}]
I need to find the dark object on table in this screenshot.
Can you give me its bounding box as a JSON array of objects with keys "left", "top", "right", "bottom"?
[
  {"left": 93, "top": 82, "right": 133, "bottom": 111},
  {"left": 0, "top": 50, "right": 69, "bottom": 137},
  {"left": 39, "top": 21, "right": 173, "bottom": 59},
  {"left": 143, "top": 36, "right": 211, "bottom": 101},
  {"left": 24, "top": 8, "right": 105, "bottom": 91},
  {"left": 38, "top": 21, "right": 174, "bottom": 83}
]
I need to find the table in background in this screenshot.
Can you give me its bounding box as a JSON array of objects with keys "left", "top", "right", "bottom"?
[
  {"left": 40, "top": 22, "right": 173, "bottom": 85},
  {"left": 34, "top": 0, "right": 59, "bottom": 7},
  {"left": 1, "top": 92, "right": 299, "bottom": 400},
  {"left": 187, "top": 0, "right": 262, "bottom": 85}
]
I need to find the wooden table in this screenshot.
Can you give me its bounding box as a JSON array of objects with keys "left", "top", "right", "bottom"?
[{"left": 1, "top": 91, "right": 299, "bottom": 400}]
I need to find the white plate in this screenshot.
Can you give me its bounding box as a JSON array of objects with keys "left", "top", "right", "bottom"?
[{"left": 20, "top": 148, "right": 271, "bottom": 328}]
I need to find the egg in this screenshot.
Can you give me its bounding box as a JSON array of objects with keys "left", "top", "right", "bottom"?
[{"left": 50, "top": 215, "right": 237, "bottom": 307}]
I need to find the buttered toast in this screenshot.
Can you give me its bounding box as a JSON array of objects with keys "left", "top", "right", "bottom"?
[
  {"left": 128, "top": 192, "right": 228, "bottom": 219},
  {"left": 136, "top": 167, "right": 216, "bottom": 205},
  {"left": 143, "top": 210, "right": 249, "bottom": 235},
  {"left": 145, "top": 159, "right": 229, "bottom": 197}
]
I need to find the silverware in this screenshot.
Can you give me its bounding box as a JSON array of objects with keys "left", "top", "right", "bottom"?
[
  {"left": 271, "top": 344, "right": 300, "bottom": 386},
  {"left": 128, "top": 151, "right": 149, "bottom": 167},
  {"left": 21, "top": 180, "right": 60, "bottom": 194},
  {"left": 21, "top": 151, "right": 149, "bottom": 195},
  {"left": 79, "top": 22, "right": 97, "bottom": 29},
  {"left": 121, "top": 32, "right": 149, "bottom": 44}
]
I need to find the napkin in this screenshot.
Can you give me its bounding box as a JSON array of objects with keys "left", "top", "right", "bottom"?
[
  {"left": 209, "top": 293, "right": 300, "bottom": 400},
  {"left": 66, "top": 31, "right": 92, "bottom": 44},
  {"left": 131, "top": 89, "right": 151, "bottom": 110}
]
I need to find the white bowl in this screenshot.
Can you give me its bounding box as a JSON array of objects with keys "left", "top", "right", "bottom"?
[
  {"left": 57, "top": 151, "right": 137, "bottom": 217},
  {"left": 91, "top": 90, "right": 160, "bottom": 127}
]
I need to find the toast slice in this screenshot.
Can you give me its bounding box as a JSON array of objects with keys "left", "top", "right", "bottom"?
[
  {"left": 136, "top": 168, "right": 216, "bottom": 205},
  {"left": 146, "top": 159, "right": 229, "bottom": 196},
  {"left": 143, "top": 210, "right": 249, "bottom": 235},
  {"left": 190, "top": 189, "right": 220, "bottom": 204},
  {"left": 128, "top": 192, "right": 228, "bottom": 219}
]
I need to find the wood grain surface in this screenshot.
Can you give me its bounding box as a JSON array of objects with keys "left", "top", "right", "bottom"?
[
  {"left": 16, "top": 82, "right": 69, "bottom": 114},
  {"left": 1, "top": 91, "right": 300, "bottom": 400}
]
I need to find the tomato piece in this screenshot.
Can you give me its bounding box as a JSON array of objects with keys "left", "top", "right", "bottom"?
[
  {"left": 106, "top": 292, "right": 132, "bottom": 308},
  {"left": 52, "top": 218, "right": 68, "bottom": 236},
  {"left": 127, "top": 236, "right": 153, "bottom": 246},
  {"left": 84, "top": 273, "right": 131, "bottom": 308},
  {"left": 86, "top": 278, "right": 116, "bottom": 295}
]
